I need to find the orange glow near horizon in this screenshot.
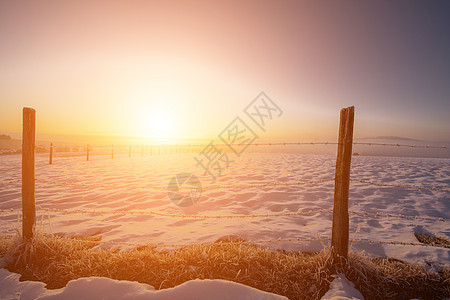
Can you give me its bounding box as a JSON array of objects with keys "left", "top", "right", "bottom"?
[{"left": 0, "top": 2, "right": 449, "bottom": 142}]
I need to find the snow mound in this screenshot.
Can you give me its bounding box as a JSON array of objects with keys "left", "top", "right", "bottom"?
[
  {"left": 321, "top": 273, "right": 364, "bottom": 300},
  {"left": 0, "top": 268, "right": 287, "bottom": 300},
  {"left": 0, "top": 268, "right": 48, "bottom": 300}
]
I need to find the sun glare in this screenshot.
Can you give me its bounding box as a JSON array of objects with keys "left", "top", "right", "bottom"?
[
  {"left": 151, "top": 114, "right": 171, "bottom": 134},
  {"left": 141, "top": 110, "right": 174, "bottom": 138}
]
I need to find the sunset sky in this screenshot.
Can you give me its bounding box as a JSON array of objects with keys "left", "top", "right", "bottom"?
[{"left": 1, "top": 1, "right": 449, "bottom": 142}]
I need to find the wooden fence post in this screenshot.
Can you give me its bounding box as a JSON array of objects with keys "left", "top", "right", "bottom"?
[
  {"left": 86, "top": 144, "right": 89, "bottom": 161},
  {"left": 331, "top": 106, "right": 354, "bottom": 261},
  {"left": 22, "top": 107, "right": 36, "bottom": 240},
  {"left": 111, "top": 145, "right": 114, "bottom": 159},
  {"left": 49, "top": 142, "right": 53, "bottom": 165}
]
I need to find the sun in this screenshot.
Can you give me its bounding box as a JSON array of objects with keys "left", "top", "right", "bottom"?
[
  {"left": 151, "top": 114, "right": 171, "bottom": 134},
  {"left": 141, "top": 110, "right": 174, "bottom": 138}
]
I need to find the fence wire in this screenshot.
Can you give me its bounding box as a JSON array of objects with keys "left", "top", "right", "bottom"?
[
  {"left": 33, "top": 178, "right": 335, "bottom": 191},
  {"left": 35, "top": 141, "right": 449, "bottom": 149},
  {"left": 348, "top": 211, "right": 448, "bottom": 222},
  {"left": 69, "top": 236, "right": 332, "bottom": 249},
  {"left": 1, "top": 208, "right": 447, "bottom": 223},
  {"left": 350, "top": 179, "right": 449, "bottom": 193},
  {"left": 0, "top": 179, "right": 21, "bottom": 186},
  {"left": 33, "top": 236, "right": 449, "bottom": 250},
  {"left": 34, "top": 207, "right": 333, "bottom": 219},
  {"left": 350, "top": 239, "right": 450, "bottom": 249},
  {"left": 34, "top": 179, "right": 166, "bottom": 191},
  {"left": 352, "top": 142, "right": 449, "bottom": 149},
  {"left": 0, "top": 208, "right": 21, "bottom": 215},
  {"left": 31, "top": 177, "right": 448, "bottom": 193},
  {"left": 2, "top": 178, "right": 448, "bottom": 197}
]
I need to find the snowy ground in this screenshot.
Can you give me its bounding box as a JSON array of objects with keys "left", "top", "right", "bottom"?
[
  {"left": 0, "top": 263, "right": 364, "bottom": 300},
  {"left": 0, "top": 151, "right": 448, "bottom": 299},
  {"left": 0, "top": 266, "right": 288, "bottom": 300},
  {"left": 1, "top": 152, "right": 448, "bottom": 263}
]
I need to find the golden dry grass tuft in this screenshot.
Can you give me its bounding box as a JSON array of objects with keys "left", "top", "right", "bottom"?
[{"left": 0, "top": 234, "right": 449, "bottom": 300}]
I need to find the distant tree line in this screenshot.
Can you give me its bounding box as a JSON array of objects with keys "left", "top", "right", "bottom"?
[{"left": 0, "top": 134, "right": 12, "bottom": 140}]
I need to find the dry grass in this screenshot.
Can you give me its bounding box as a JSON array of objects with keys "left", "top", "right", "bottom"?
[
  {"left": 415, "top": 233, "right": 450, "bottom": 247},
  {"left": 0, "top": 234, "right": 449, "bottom": 300}
]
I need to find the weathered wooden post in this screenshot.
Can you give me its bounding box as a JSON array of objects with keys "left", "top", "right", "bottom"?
[
  {"left": 22, "top": 107, "right": 36, "bottom": 240},
  {"left": 86, "top": 144, "right": 90, "bottom": 161},
  {"left": 111, "top": 145, "right": 114, "bottom": 159},
  {"left": 331, "top": 106, "right": 354, "bottom": 261},
  {"left": 49, "top": 142, "right": 53, "bottom": 165}
]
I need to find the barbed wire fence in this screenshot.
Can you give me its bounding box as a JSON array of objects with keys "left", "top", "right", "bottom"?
[
  {"left": 0, "top": 204, "right": 448, "bottom": 250},
  {"left": 1, "top": 143, "right": 449, "bottom": 250},
  {"left": 1, "top": 107, "right": 449, "bottom": 255},
  {"left": 3, "top": 140, "right": 449, "bottom": 162}
]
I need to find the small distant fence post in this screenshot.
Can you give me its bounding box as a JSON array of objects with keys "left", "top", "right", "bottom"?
[
  {"left": 86, "top": 144, "right": 89, "bottom": 161},
  {"left": 49, "top": 142, "right": 53, "bottom": 165},
  {"left": 331, "top": 106, "right": 354, "bottom": 261},
  {"left": 111, "top": 145, "right": 114, "bottom": 159},
  {"left": 22, "top": 107, "right": 36, "bottom": 240}
]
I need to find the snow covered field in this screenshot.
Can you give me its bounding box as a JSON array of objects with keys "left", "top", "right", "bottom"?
[
  {"left": 0, "top": 151, "right": 448, "bottom": 265},
  {"left": 0, "top": 151, "right": 449, "bottom": 299}
]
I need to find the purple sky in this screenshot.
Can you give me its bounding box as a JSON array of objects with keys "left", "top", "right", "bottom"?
[{"left": 1, "top": 1, "right": 449, "bottom": 141}]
